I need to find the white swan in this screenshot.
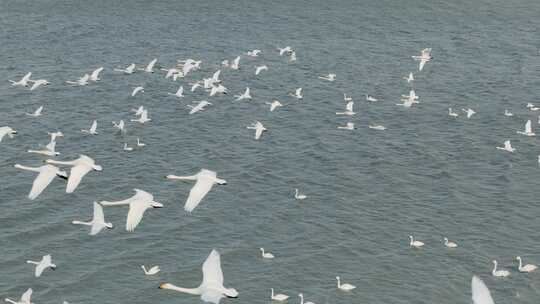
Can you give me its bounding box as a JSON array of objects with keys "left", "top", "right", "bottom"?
[
  {"left": 318, "top": 73, "right": 336, "bottom": 81},
  {"left": 504, "top": 109, "right": 513, "bottom": 117},
  {"left": 0, "top": 126, "right": 17, "bottom": 142},
  {"left": 131, "top": 110, "right": 151, "bottom": 124},
  {"left": 278, "top": 46, "right": 293, "bottom": 56},
  {"left": 336, "top": 276, "right": 356, "bottom": 291},
  {"left": 496, "top": 140, "right": 515, "bottom": 152},
  {"left": 123, "top": 143, "right": 133, "bottom": 151},
  {"left": 137, "top": 138, "right": 145, "bottom": 147},
  {"left": 27, "top": 254, "right": 56, "bottom": 277},
  {"left": 141, "top": 265, "right": 161, "bottom": 275},
  {"left": 139, "top": 58, "right": 157, "bottom": 73},
  {"left": 337, "top": 122, "right": 354, "bottom": 130},
  {"left": 343, "top": 93, "right": 352, "bottom": 101},
  {"left": 46, "top": 155, "right": 102, "bottom": 193},
  {"left": 81, "top": 120, "right": 98, "bottom": 135},
  {"left": 5, "top": 288, "right": 33, "bottom": 304},
  {"left": 159, "top": 249, "right": 239, "bottom": 304},
  {"left": 72, "top": 202, "right": 113, "bottom": 235},
  {"left": 448, "top": 108, "right": 459, "bottom": 117},
  {"left": 516, "top": 256, "right": 537, "bottom": 273},
  {"left": 271, "top": 289, "right": 289, "bottom": 301},
  {"left": 14, "top": 164, "right": 67, "bottom": 200},
  {"left": 409, "top": 235, "right": 424, "bottom": 248},
  {"left": 266, "top": 100, "right": 283, "bottom": 112},
  {"left": 255, "top": 65, "right": 268, "bottom": 75},
  {"left": 401, "top": 90, "right": 419, "bottom": 101},
  {"left": 188, "top": 101, "right": 212, "bottom": 114},
  {"left": 66, "top": 74, "right": 89, "bottom": 86},
  {"left": 168, "top": 86, "right": 184, "bottom": 98},
  {"left": 471, "top": 276, "right": 494, "bottom": 304},
  {"left": 210, "top": 84, "right": 228, "bottom": 96},
  {"left": 443, "top": 237, "right": 458, "bottom": 248},
  {"left": 462, "top": 108, "right": 476, "bottom": 119},
  {"left": 247, "top": 121, "right": 267, "bottom": 140},
  {"left": 294, "top": 189, "right": 307, "bottom": 200},
  {"left": 27, "top": 140, "right": 60, "bottom": 156},
  {"left": 260, "top": 248, "right": 274, "bottom": 259},
  {"left": 412, "top": 48, "right": 432, "bottom": 71},
  {"left": 90, "top": 67, "right": 104, "bottom": 81},
  {"left": 9, "top": 72, "right": 32, "bottom": 87},
  {"left": 247, "top": 49, "right": 261, "bottom": 57},
  {"left": 131, "top": 86, "right": 144, "bottom": 97},
  {"left": 403, "top": 72, "right": 414, "bottom": 83},
  {"left": 100, "top": 189, "right": 163, "bottom": 232},
  {"left": 336, "top": 102, "right": 355, "bottom": 116},
  {"left": 289, "top": 51, "right": 296, "bottom": 62},
  {"left": 112, "top": 120, "right": 125, "bottom": 133},
  {"left": 492, "top": 260, "right": 510, "bottom": 277},
  {"left": 298, "top": 293, "right": 314, "bottom": 304},
  {"left": 517, "top": 120, "right": 535, "bottom": 136},
  {"left": 368, "top": 125, "right": 386, "bottom": 131},
  {"left": 25, "top": 105, "right": 43, "bottom": 117},
  {"left": 166, "top": 169, "right": 226, "bottom": 213},
  {"left": 289, "top": 88, "right": 303, "bottom": 99},
  {"left": 366, "top": 94, "right": 378, "bottom": 102},
  {"left": 230, "top": 56, "right": 240, "bottom": 70},
  {"left": 114, "top": 63, "right": 136, "bottom": 74},
  {"left": 235, "top": 88, "right": 252, "bottom": 101},
  {"left": 29, "top": 79, "right": 50, "bottom": 91}
]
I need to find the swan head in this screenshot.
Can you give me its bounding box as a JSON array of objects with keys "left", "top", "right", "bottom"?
[
  {"left": 224, "top": 288, "right": 238, "bottom": 298},
  {"left": 516, "top": 256, "right": 521, "bottom": 260},
  {"left": 151, "top": 201, "right": 164, "bottom": 208},
  {"left": 492, "top": 260, "right": 497, "bottom": 265},
  {"left": 260, "top": 248, "right": 264, "bottom": 252},
  {"left": 298, "top": 293, "right": 303, "bottom": 298},
  {"left": 159, "top": 283, "right": 173, "bottom": 289}
]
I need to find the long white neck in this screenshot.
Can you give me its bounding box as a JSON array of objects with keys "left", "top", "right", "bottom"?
[
  {"left": 26, "top": 260, "right": 39, "bottom": 265},
  {"left": 518, "top": 258, "right": 523, "bottom": 269},
  {"left": 337, "top": 277, "right": 341, "bottom": 288},
  {"left": 271, "top": 289, "right": 274, "bottom": 298},
  {"left": 161, "top": 283, "right": 200, "bottom": 295},
  {"left": 444, "top": 238, "right": 448, "bottom": 246},
  {"left": 141, "top": 265, "right": 148, "bottom": 274},
  {"left": 299, "top": 294, "right": 304, "bottom": 304},
  {"left": 5, "top": 298, "right": 17, "bottom": 304},
  {"left": 492, "top": 262, "right": 497, "bottom": 274},
  {"left": 72, "top": 220, "right": 92, "bottom": 226},
  {"left": 46, "top": 159, "right": 74, "bottom": 166},
  {"left": 409, "top": 237, "right": 413, "bottom": 246}
]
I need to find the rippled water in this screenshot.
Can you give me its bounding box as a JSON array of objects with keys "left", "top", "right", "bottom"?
[{"left": 1, "top": 0, "right": 540, "bottom": 303}]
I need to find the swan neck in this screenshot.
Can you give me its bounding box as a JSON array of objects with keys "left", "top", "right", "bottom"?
[
  {"left": 163, "top": 284, "right": 200, "bottom": 295},
  {"left": 518, "top": 258, "right": 523, "bottom": 269}
]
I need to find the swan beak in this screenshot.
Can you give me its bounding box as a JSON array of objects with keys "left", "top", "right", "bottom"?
[{"left": 158, "top": 283, "right": 167, "bottom": 289}]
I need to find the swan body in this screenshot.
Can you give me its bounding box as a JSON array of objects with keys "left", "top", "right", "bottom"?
[
  {"left": 131, "top": 86, "right": 144, "bottom": 97},
  {"left": 409, "top": 235, "right": 424, "bottom": 248},
  {"left": 247, "top": 121, "right": 267, "bottom": 140},
  {"left": 114, "top": 63, "right": 136, "bottom": 74},
  {"left": 412, "top": 48, "right": 432, "bottom": 71},
  {"left": 343, "top": 94, "right": 352, "bottom": 101},
  {"left": 9, "top": 72, "right": 32, "bottom": 87},
  {"left": 517, "top": 120, "right": 535, "bottom": 136},
  {"left": 166, "top": 169, "right": 226, "bottom": 213},
  {"left": 123, "top": 143, "right": 133, "bottom": 151},
  {"left": 81, "top": 120, "right": 98, "bottom": 135},
  {"left": 403, "top": 72, "right": 414, "bottom": 83},
  {"left": 141, "top": 265, "right": 161, "bottom": 275},
  {"left": 247, "top": 49, "right": 261, "bottom": 57},
  {"left": 29, "top": 79, "right": 50, "bottom": 91},
  {"left": 210, "top": 84, "right": 228, "bottom": 96},
  {"left": 5, "top": 288, "right": 33, "bottom": 304},
  {"left": 27, "top": 254, "right": 56, "bottom": 277},
  {"left": 368, "top": 125, "right": 386, "bottom": 131},
  {"left": 0, "top": 126, "right": 17, "bottom": 142},
  {"left": 139, "top": 58, "right": 157, "bottom": 73},
  {"left": 516, "top": 256, "right": 537, "bottom": 273},
  {"left": 278, "top": 46, "right": 293, "bottom": 56},
  {"left": 271, "top": 289, "right": 289, "bottom": 301},
  {"left": 260, "top": 248, "right": 274, "bottom": 259},
  {"left": 188, "top": 101, "right": 212, "bottom": 114},
  {"left": 318, "top": 73, "right": 336, "bottom": 81},
  {"left": 168, "top": 86, "right": 184, "bottom": 98},
  {"left": 496, "top": 140, "right": 515, "bottom": 152},
  {"left": 504, "top": 109, "right": 513, "bottom": 117},
  {"left": 66, "top": 74, "right": 89, "bottom": 86},
  {"left": 137, "top": 138, "right": 145, "bottom": 147},
  {"left": 72, "top": 202, "right": 113, "bottom": 235},
  {"left": 46, "top": 155, "right": 102, "bottom": 193},
  {"left": 448, "top": 108, "right": 458, "bottom": 117},
  {"left": 462, "top": 108, "right": 476, "bottom": 119},
  {"left": 113, "top": 120, "right": 125, "bottom": 133},
  {"left": 100, "top": 189, "right": 163, "bottom": 232},
  {"left": 25, "top": 105, "right": 43, "bottom": 117},
  {"left": 131, "top": 110, "right": 151, "bottom": 124},
  {"left": 235, "top": 87, "right": 252, "bottom": 101},
  {"left": 443, "top": 237, "right": 458, "bottom": 248},
  {"left": 159, "top": 249, "right": 238, "bottom": 304},
  {"left": 289, "top": 88, "right": 303, "bottom": 99},
  {"left": 294, "top": 189, "right": 307, "bottom": 200},
  {"left": 492, "top": 260, "right": 510, "bottom": 277},
  {"left": 366, "top": 94, "right": 378, "bottom": 102},
  {"left": 14, "top": 164, "right": 67, "bottom": 200},
  {"left": 471, "top": 276, "right": 495, "bottom": 304},
  {"left": 266, "top": 100, "right": 283, "bottom": 112},
  {"left": 255, "top": 65, "right": 268, "bottom": 75},
  {"left": 336, "top": 276, "right": 356, "bottom": 291},
  {"left": 90, "top": 67, "right": 104, "bottom": 81},
  {"left": 338, "top": 122, "right": 354, "bottom": 130},
  {"left": 336, "top": 102, "right": 355, "bottom": 116}
]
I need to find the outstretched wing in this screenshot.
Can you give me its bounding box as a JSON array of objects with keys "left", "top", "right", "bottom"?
[
  {"left": 472, "top": 276, "right": 495, "bottom": 304},
  {"left": 184, "top": 177, "right": 214, "bottom": 212},
  {"left": 66, "top": 165, "right": 92, "bottom": 193},
  {"left": 126, "top": 201, "right": 149, "bottom": 232},
  {"left": 20, "top": 288, "right": 33, "bottom": 303},
  {"left": 29, "top": 167, "right": 57, "bottom": 200},
  {"left": 202, "top": 249, "right": 224, "bottom": 286}
]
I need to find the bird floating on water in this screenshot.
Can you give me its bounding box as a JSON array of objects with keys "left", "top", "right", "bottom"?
[
  {"left": 270, "top": 289, "right": 289, "bottom": 302},
  {"left": 366, "top": 94, "right": 378, "bottom": 102},
  {"left": 72, "top": 202, "right": 113, "bottom": 235},
  {"left": 336, "top": 276, "right": 356, "bottom": 291},
  {"left": 448, "top": 108, "right": 459, "bottom": 117},
  {"left": 294, "top": 188, "right": 307, "bottom": 200},
  {"left": 504, "top": 109, "right": 513, "bottom": 117},
  {"left": 337, "top": 122, "right": 354, "bottom": 130},
  {"left": 368, "top": 125, "right": 386, "bottom": 131},
  {"left": 443, "top": 237, "right": 458, "bottom": 248},
  {"left": 27, "top": 254, "right": 56, "bottom": 277},
  {"left": 260, "top": 248, "right": 274, "bottom": 259},
  {"left": 100, "top": 189, "right": 163, "bottom": 232},
  {"left": 159, "top": 249, "right": 239, "bottom": 304},
  {"left": 137, "top": 138, "right": 145, "bottom": 147},
  {"left": 516, "top": 256, "right": 537, "bottom": 273},
  {"left": 247, "top": 121, "right": 267, "bottom": 140},
  {"left": 492, "top": 260, "right": 510, "bottom": 277},
  {"left": 14, "top": 164, "right": 67, "bottom": 199},
  {"left": 123, "top": 143, "right": 133, "bottom": 151},
  {"left": 409, "top": 235, "right": 424, "bottom": 248},
  {"left": 46, "top": 155, "right": 102, "bottom": 193},
  {"left": 166, "top": 169, "right": 226, "bottom": 213},
  {"left": 298, "top": 293, "right": 315, "bottom": 304}
]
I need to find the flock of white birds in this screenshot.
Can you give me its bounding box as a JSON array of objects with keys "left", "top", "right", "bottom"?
[{"left": 1, "top": 46, "right": 536, "bottom": 304}]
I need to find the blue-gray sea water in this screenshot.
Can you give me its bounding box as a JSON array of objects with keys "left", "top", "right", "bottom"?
[{"left": 1, "top": 0, "right": 540, "bottom": 303}]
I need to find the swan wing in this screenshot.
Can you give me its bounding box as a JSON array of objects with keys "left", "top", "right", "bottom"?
[
  {"left": 472, "top": 276, "right": 495, "bottom": 304},
  {"left": 419, "top": 59, "right": 427, "bottom": 71},
  {"left": 202, "top": 249, "right": 224, "bottom": 286},
  {"left": 66, "top": 164, "right": 92, "bottom": 193},
  {"left": 90, "top": 120, "right": 97, "bottom": 132},
  {"left": 201, "top": 290, "right": 224, "bottom": 304},
  {"left": 20, "top": 288, "right": 32, "bottom": 303},
  {"left": 29, "top": 166, "right": 58, "bottom": 200},
  {"left": 525, "top": 120, "right": 532, "bottom": 133},
  {"left": 184, "top": 176, "right": 215, "bottom": 212},
  {"left": 126, "top": 201, "right": 149, "bottom": 231}
]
